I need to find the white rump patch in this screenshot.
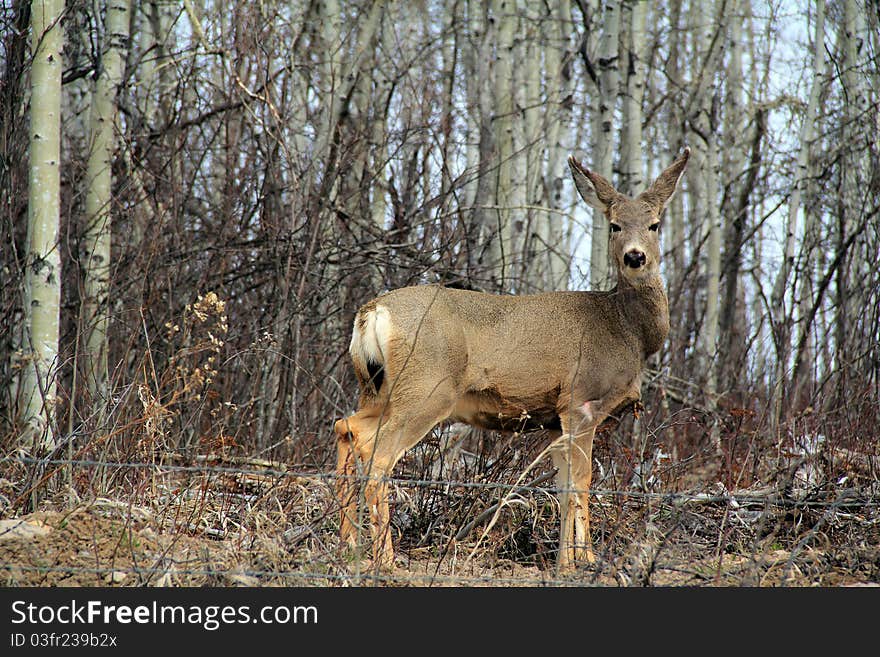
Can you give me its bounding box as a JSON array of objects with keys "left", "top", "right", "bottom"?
[{"left": 350, "top": 304, "right": 392, "bottom": 367}]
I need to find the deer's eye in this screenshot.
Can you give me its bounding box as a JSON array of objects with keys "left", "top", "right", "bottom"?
[
  {"left": 609, "top": 223, "right": 622, "bottom": 233},
  {"left": 648, "top": 222, "right": 660, "bottom": 232}
]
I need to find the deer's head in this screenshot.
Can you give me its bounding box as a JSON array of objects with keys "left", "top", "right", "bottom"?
[{"left": 568, "top": 148, "right": 690, "bottom": 285}]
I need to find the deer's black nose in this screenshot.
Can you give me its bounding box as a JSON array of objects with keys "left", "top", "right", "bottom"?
[{"left": 624, "top": 250, "right": 646, "bottom": 268}]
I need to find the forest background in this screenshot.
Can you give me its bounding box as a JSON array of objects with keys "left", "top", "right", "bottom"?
[{"left": 0, "top": 0, "right": 877, "bottom": 585}]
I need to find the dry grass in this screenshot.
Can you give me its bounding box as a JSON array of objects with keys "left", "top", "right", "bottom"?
[{"left": 1, "top": 435, "right": 878, "bottom": 587}]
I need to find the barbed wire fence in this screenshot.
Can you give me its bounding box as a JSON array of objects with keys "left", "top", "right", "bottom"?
[{"left": 1, "top": 446, "right": 878, "bottom": 587}]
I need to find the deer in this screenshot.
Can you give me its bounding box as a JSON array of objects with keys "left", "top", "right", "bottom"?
[{"left": 333, "top": 147, "right": 690, "bottom": 571}]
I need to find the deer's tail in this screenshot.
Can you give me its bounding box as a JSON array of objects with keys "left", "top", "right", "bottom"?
[{"left": 349, "top": 304, "right": 392, "bottom": 399}]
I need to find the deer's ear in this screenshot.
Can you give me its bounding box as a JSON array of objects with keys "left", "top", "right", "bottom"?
[
  {"left": 568, "top": 155, "right": 620, "bottom": 212},
  {"left": 638, "top": 147, "right": 691, "bottom": 213}
]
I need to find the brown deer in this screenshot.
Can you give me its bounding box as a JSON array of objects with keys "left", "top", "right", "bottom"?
[{"left": 334, "top": 147, "right": 690, "bottom": 570}]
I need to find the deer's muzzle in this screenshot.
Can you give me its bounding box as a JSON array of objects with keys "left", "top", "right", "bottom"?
[{"left": 623, "top": 249, "right": 647, "bottom": 269}]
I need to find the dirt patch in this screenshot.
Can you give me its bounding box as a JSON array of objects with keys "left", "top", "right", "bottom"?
[{"left": 1, "top": 506, "right": 192, "bottom": 587}]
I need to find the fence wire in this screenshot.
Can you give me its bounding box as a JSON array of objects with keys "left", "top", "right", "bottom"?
[{"left": 3, "top": 455, "right": 878, "bottom": 508}]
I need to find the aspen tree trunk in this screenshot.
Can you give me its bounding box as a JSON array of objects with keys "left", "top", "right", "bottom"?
[
  {"left": 590, "top": 0, "right": 620, "bottom": 290},
  {"left": 700, "top": 23, "right": 722, "bottom": 400},
  {"left": 312, "top": 0, "right": 343, "bottom": 187},
  {"left": 688, "top": 14, "right": 713, "bottom": 383},
  {"left": 770, "top": 0, "right": 824, "bottom": 432},
  {"left": 540, "top": 0, "right": 573, "bottom": 291},
  {"left": 790, "top": 0, "right": 826, "bottom": 412},
  {"left": 717, "top": 0, "right": 746, "bottom": 392},
  {"left": 288, "top": 10, "right": 311, "bottom": 182},
  {"left": 690, "top": 0, "right": 724, "bottom": 451},
  {"left": 521, "top": 5, "right": 542, "bottom": 290},
  {"left": 469, "top": 1, "right": 500, "bottom": 284},
  {"left": 138, "top": 2, "right": 157, "bottom": 125},
  {"left": 395, "top": 11, "right": 423, "bottom": 241},
  {"left": 202, "top": 2, "right": 242, "bottom": 230},
  {"left": 665, "top": 0, "right": 685, "bottom": 274},
  {"left": 464, "top": 0, "right": 483, "bottom": 224},
  {"left": 438, "top": 3, "right": 459, "bottom": 225},
  {"left": 343, "top": 3, "right": 383, "bottom": 239},
  {"left": 125, "top": 0, "right": 163, "bottom": 249},
  {"left": 834, "top": 0, "right": 869, "bottom": 402},
  {"left": 83, "top": 0, "right": 132, "bottom": 405},
  {"left": 310, "top": 0, "right": 384, "bottom": 230},
  {"left": 620, "top": 0, "right": 648, "bottom": 197},
  {"left": 751, "top": 201, "right": 768, "bottom": 393},
  {"left": 19, "top": 0, "right": 63, "bottom": 451},
  {"left": 492, "top": 0, "right": 516, "bottom": 289},
  {"left": 831, "top": 2, "right": 853, "bottom": 408},
  {"left": 701, "top": 133, "right": 721, "bottom": 444},
  {"left": 309, "top": 0, "right": 344, "bottom": 251},
  {"left": 147, "top": 0, "right": 175, "bottom": 125},
  {"left": 370, "top": 7, "right": 396, "bottom": 231},
  {"left": 664, "top": 1, "right": 688, "bottom": 380}
]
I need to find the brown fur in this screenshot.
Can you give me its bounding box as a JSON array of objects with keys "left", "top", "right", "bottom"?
[{"left": 334, "top": 148, "right": 690, "bottom": 571}]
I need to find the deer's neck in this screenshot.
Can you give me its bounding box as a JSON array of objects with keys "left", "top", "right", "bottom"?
[{"left": 613, "top": 274, "right": 669, "bottom": 358}]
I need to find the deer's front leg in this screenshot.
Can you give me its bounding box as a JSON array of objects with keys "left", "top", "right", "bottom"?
[
  {"left": 552, "top": 392, "right": 613, "bottom": 570},
  {"left": 561, "top": 385, "right": 643, "bottom": 565},
  {"left": 551, "top": 428, "right": 597, "bottom": 571}
]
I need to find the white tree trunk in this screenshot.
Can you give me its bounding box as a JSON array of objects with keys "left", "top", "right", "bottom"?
[
  {"left": 468, "top": 0, "right": 500, "bottom": 282},
  {"left": 314, "top": 0, "right": 343, "bottom": 178},
  {"left": 83, "top": 0, "right": 132, "bottom": 403},
  {"left": 464, "top": 0, "right": 483, "bottom": 217},
  {"left": 590, "top": 0, "right": 620, "bottom": 289},
  {"left": 791, "top": 0, "right": 826, "bottom": 409},
  {"left": 830, "top": 0, "right": 870, "bottom": 405},
  {"left": 620, "top": 0, "right": 648, "bottom": 197},
  {"left": 770, "top": 0, "right": 824, "bottom": 429},
  {"left": 665, "top": 1, "right": 685, "bottom": 288},
  {"left": 701, "top": 138, "right": 721, "bottom": 397},
  {"left": 690, "top": 0, "right": 724, "bottom": 449},
  {"left": 718, "top": 0, "right": 746, "bottom": 388},
  {"left": 540, "top": 0, "right": 573, "bottom": 291},
  {"left": 492, "top": 0, "right": 516, "bottom": 289},
  {"left": 521, "top": 5, "right": 542, "bottom": 290},
  {"left": 342, "top": 1, "right": 384, "bottom": 254},
  {"left": 438, "top": 2, "right": 458, "bottom": 221},
  {"left": 370, "top": 7, "right": 396, "bottom": 231},
  {"left": 20, "top": 0, "right": 64, "bottom": 451},
  {"left": 147, "top": 0, "right": 176, "bottom": 124}
]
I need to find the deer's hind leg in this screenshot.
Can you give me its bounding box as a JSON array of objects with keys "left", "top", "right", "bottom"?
[
  {"left": 334, "top": 412, "right": 379, "bottom": 548},
  {"left": 335, "top": 410, "right": 387, "bottom": 547},
  {"left": 335, "top": 386, "right": 456, "bottom": 570}
]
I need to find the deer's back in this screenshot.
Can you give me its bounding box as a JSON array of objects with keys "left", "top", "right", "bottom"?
[{"left": 366, "top": 284, "right": 653, "bottom": 398}]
